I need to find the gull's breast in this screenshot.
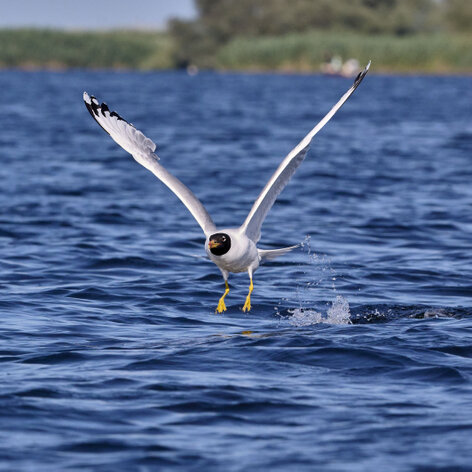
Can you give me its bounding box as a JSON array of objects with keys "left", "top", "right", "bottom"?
[{"left": 206, "top": 229, "right": 259, "bottom": 273}]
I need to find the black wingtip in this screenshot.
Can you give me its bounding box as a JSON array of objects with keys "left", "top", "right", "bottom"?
[
  {"left": 110, "top": 110, "right": 126, "bottom": 122},
  {"left": 83, "top": 92, "right": 133, "bottom": 139},
  {"left": 83, "top": 92, "right": 96, "bottom": 119},
  {"left": 90, "top": 98, "right": 100, "bottom": 116},
  {"left": 353, "top": 60, "right": 371, "bottom": 89}
]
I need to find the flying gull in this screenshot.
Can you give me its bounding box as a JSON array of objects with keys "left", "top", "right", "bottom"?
[{"left": 83, "top": 61, "right": 370, "bottom": 313}]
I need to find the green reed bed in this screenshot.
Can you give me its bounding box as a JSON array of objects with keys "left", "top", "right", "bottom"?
[
  {"left": 1, "top": 29, "right": 471, "bottom": 73},
  {"left": 0, "top": 29, "right": 173, "bottom": 70},
  {"left": 217, "top": 31, "right": 472, "bottom": 74}
]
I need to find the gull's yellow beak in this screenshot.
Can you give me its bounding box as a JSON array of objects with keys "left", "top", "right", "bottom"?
[{"left": 209, "top": 240, "right": 220, "bottom": 249}]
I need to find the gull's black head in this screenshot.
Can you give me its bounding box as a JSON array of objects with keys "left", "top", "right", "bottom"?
[{"left": 208, "top": 233, "right": 231, "bottom": 256}]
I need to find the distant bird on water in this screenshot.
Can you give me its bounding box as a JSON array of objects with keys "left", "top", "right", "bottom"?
[{"left": 83, "top": 62, "right": 370, "bottom": 313}]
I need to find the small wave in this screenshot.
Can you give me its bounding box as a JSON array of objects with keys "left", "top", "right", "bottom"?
[
  {"left": 350, "top": 305, "right": 472, "bottom": 323},
  {"left": 87, "top": 256, "right": 161, "bottom": 270}
]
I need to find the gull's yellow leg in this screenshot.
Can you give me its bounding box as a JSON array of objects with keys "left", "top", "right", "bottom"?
[
  {"left": 242, "top": 278, "right": 254, "bottom": 312},
  {"left": 216, "top": 280, "right": 230, "bottom": 314}
]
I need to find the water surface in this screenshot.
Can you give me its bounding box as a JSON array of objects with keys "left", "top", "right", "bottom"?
[{"left": 1, "top": 70, "right": 471, "bottom": 471}]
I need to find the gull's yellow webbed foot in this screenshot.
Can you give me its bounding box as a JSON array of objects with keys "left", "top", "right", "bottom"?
[
  {"left": 242, "top": 278, "right": 254, "bottom": 312},
  {"left": 215, "top": 280, "right": 229, "bottom": 314}
]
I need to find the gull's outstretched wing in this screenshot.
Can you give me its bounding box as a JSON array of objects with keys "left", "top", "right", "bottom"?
[
  {"left": 240, "top": 62, "right": 370, "bottom": 243},
  {"left": 83, "top": 92, "right": 216, "bottom": 237}
]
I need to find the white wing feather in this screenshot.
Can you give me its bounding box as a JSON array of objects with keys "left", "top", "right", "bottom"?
[
  {"left": 240, "top": 62, "right": 371, "bottom": 243},
  {"left": 83, "top": 92, "right": 216, "bottom": 237}
]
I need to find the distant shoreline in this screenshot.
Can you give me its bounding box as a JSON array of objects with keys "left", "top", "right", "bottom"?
[
  {"left": 2, "top": 66, "right": 471, "bottom": 77},
  {"left": 1, "top": 64, "right": 471, "bottom": 77},
  {"left": 1, "top": 29, "right": 471, "bottom": 75}
]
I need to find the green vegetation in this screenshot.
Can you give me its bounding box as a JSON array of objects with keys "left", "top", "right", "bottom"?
[
  {"left": 217, "top": 31, "right": 472, "bottom": 74},
  {"left": 0, "top": 1, "right": 471, "bottom": 73},
  {"left": 170, "top": 0, "right": 472, "bottom": 69},
  {"left": 0, "top": 29, "right": 173, "bottom": 70}
]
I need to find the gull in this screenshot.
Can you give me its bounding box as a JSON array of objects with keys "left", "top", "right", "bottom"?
[{"left": 83, "top": 62, "right": 370, "bottom": 313}]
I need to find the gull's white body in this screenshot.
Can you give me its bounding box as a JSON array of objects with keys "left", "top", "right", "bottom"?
[
  {"left": 83, "top": 62, "right": 370, "bottom": 311},
  {"left": 205, "top": 228, "right": 259, "bottom": 276}
]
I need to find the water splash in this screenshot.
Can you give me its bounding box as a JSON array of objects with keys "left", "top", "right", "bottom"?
[
  {"left": 287, "top": 295, "right": 352, "bottom": 326},
  {"left": 278, "top": 236, "right": 351, "bottom": 326}
]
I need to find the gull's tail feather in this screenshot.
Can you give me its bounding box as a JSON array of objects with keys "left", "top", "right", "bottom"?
[{"left": 258, "top": 245, "right": 299, "bottom": 262}]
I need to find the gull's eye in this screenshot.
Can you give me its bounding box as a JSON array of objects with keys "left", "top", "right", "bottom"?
[{"left": 221, "top": 236, "right": 226, "bottom": 242}]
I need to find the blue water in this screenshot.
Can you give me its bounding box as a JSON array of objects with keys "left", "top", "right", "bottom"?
[{"left": 1, "top": 70, "right": 471, "bottom": 471}]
